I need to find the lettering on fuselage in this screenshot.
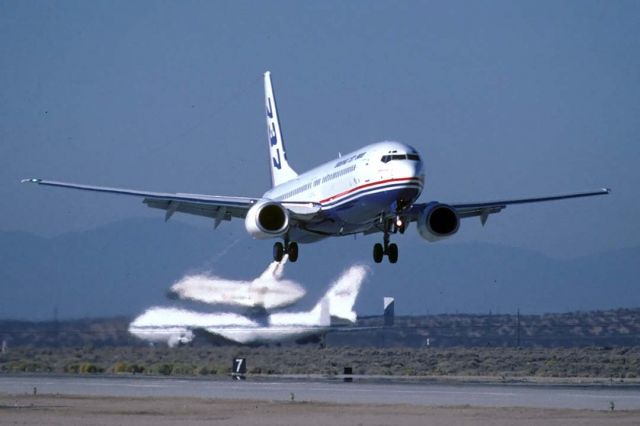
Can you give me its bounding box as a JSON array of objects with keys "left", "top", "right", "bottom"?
[{"left": 335, "top": 152, "right": 366, "bottom": 168}]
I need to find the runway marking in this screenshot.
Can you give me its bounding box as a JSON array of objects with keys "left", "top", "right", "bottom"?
[
  {"left": 2, "top": 376, "right": 640, "bottom": 410},
  {"left": 220, "top": 382, "right": 521, "bottom": 396},
  {"left": 563, "top": 392, "right": 640, "bottom": 400}
]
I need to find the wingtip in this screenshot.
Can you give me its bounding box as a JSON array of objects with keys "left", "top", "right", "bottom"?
[
  {"left": 603, "top": 187, "right": 611, "bottom": 194},
  {"left": 21, "top": 178, "right": 41, "bottom": 184}
]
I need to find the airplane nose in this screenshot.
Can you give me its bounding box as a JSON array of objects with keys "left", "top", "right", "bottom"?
[
  {"left": 392, "top": 160, "right": 422, "bottom": 181},
  {"left": 414, "top": 159, "right": 424, "bottom": 177},
  {"left": 403, "top": 159, "right": 424, "bottom": 179}
]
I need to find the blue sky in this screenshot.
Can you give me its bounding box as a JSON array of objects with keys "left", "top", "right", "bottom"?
[{"left": 2, "top": 0, "right": 639, "bottom": 258}]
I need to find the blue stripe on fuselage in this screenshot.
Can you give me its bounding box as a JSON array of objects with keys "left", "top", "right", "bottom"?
[{"left": 301, "top": 185, "right": 421, "bottom": 236}]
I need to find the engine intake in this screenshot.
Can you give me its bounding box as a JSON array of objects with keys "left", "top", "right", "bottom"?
[
  {"left": 245, "top": 200, "right": 290, "bottom": 239},
  {"left": 417, "top": 203, "right": 460, "bottom": 242}
]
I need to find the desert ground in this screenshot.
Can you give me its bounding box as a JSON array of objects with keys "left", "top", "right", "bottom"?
[{"left": 1, "top": 393, "right": 639, "bottom": 426}]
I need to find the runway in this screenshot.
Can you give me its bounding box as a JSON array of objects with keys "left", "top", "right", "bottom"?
[{"left": 2, "top": 375, "right": 640, "bottom": 411}]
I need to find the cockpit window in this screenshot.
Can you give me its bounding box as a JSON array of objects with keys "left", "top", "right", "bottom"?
[{"left": 381, "top": 153, "right": 420, "bottom": 163}]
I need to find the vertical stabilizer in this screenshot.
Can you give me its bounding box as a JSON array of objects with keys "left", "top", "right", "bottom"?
[
  {"left": 264, "top": 71, "right": 298, "bottom": 187},
  {"left": 316, "top": 265, "right": 367, "bottom": 323},
  {"left": 383, "top": 297, "right": 395, "bottom": 327},
  {"left": 315, "top": 297, "right": 331, "bottom": 327}
]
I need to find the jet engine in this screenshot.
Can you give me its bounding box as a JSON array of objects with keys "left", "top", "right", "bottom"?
[
  {"left": 417, "top": 202, "right": 460, "bottom": 242},
  {"left": 245, "top": 200, "right": 290, "bottom": 239}
]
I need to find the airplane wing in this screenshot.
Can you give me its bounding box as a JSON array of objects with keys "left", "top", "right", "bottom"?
[
  {"left": 21, "top": 178, "right": 320, "bottom": 226},
  {"left": 408, "top": 188, "right": 610, "bottom": 225}
]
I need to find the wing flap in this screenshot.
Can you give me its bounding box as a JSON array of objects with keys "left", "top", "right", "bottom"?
[{"left": 143, "top": 199, "right": 246, "bottom": 221}]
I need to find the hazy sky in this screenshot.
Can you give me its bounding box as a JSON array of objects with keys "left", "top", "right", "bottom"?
[{"left": 2, "top": 1, "right": 639, "bottom": 259}]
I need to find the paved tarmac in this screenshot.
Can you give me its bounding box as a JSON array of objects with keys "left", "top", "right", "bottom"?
[{"left": 2, "top": 375, "right": 640, "bottom": 411}]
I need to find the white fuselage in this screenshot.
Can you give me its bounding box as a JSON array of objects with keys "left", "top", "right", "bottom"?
[
  {"left": 263, "top": 141, "right": 424, "bottom": 242},
  {"left": 129, "top": 265, "right": 366, "bottom": 346},
  {"left": 168, "top": 260, "right": 305, "bottom": 310},
  {"left": 128, "top": 307, "right": 330, "bottom": 345}
]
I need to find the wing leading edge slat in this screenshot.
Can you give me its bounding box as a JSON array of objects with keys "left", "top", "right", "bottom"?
[
  {"left": 21, "top": 178, "right": 322, "bottom": 223},
  {"left": 408, "top": 188, "right": 610, "bottom": 224},
  {"left": 452, "top": 188, "right": 610, "bottom": 210},
  {"left": 22, "top": 178, "right": 257, "bottom": 207},
  {"left": 22, "top": 178, "right": 257, "bottom": 222}
]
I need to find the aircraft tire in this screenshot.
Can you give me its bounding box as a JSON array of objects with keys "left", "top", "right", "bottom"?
[
  {"left": 373, "top": 243, "right": 384, "bottom": 263},
  {"left": 388, "top": 243, "right": 398, "bottom": 264},
  {"left": 273, "top": 242, "right": 284, "bottom": 262},
  {"left": 288, "top": 242, "right": 299, "bottom": 262}
]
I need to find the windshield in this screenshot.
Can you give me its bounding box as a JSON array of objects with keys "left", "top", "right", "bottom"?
[{"left": 381, "top": 153, "right": 420, "bottom": 163}]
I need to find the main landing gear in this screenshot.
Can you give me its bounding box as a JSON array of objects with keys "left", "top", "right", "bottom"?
[
  {"left": 273, "top": 240, "right": 299, "bottom": 263},
  {"left": 373, "top": 216, "right": 405, "bottom": 264},
  {"left": 373, "top": 239, "right": 398, "bottom": 264}
]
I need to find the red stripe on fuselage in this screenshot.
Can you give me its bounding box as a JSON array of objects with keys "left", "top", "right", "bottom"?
[{"left": 319, "top": 176, "right": 422, "bottom": 205}]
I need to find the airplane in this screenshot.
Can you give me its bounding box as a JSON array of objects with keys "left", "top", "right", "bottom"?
[
  {"left": 22, "top": 71, "right": 610, "bottom": 264},
  {"left": 167, "top": 256, "right": 305, "bottom": 310},
  {"left": 128, "top": 264, "right": 366, "bottom": 346}
]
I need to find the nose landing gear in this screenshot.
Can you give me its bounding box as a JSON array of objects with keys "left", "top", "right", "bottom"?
[
  {"left": 373, "top": 218, "right": 400, "bottom": 264},
  {"left": 273, "top": 240, "right": 299, "bottom": 263}
]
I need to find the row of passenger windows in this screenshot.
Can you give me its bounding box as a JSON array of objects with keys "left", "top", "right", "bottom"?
[
  {"left": 322, "top": 164, "right": 356, "bottom": 184},
  {"left": 281, "top": 182, "right": 313, "bottom": 200},
  {"left": 279, "top": 164, "right": 357, "bottom": 200},
  {"left": 380, "top": 153, "right": 420, "bottom": 163}
]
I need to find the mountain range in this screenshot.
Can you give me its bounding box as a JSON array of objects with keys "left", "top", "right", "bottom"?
[{"left": 1, "top": 218, "right": 638, "bottom": 319}]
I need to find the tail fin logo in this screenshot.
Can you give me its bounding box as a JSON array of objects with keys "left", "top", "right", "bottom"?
[
  {"left": 264, "top": 71, "right": 297, "bottom": 186},
  {"left": 267, "top": 98, "right": 282, "bottom": 170},
  {"left": 266, "top": 98, "right": 274, "bottom": 119}
]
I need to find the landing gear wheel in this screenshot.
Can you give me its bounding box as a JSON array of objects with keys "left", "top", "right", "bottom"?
[
  {"left": 387, "top": 243, "right": 398, "bottom": 264},
  {"left": 273, "top": 242, "right": 284, "bottom": 262},
  {"left": 373, "top": 243, "right": 384, "bottom": 263},
  {"left": 288, "top": 242, "right": 299, "bottom": 262}
]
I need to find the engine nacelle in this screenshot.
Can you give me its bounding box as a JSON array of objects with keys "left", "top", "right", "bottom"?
[
  {"left": 244, "top": 200, "right": 290, "bottom": 239},
  {"left": 417, "top": 203, "right": 460, "bottom": 242}
]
